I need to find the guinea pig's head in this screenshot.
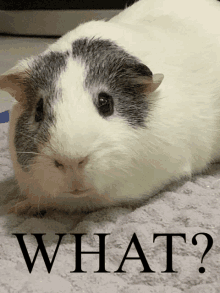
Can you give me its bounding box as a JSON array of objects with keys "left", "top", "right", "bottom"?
[{"left": 0, "top": 32, "right": 164, "bottom": 212}]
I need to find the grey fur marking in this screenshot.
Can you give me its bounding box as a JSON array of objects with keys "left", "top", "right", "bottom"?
[
  {"left": 72, "top": 37, "right": 153, "bottom": 127},
  {"left": 15, "top": 51, "right": 68, "bottom": 171}
]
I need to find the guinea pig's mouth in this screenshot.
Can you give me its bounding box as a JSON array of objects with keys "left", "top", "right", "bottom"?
[{"left": 65, "top": 189, "right": 90, "bottom": 197}]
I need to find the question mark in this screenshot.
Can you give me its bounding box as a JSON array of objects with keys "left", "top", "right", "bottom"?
[{"left": 192, "top": 233, "right": 213, "bottom": 273}]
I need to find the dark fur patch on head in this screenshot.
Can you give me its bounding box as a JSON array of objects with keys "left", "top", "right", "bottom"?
[
  {"left": 72, "top": 37, "right": 152, "bottom": 127},
  {"left": 15, "top": 51, "right": 69, "bottom": 171}
]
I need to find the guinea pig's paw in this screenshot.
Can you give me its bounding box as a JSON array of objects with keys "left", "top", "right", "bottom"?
[{"left": 7, "top": 199, "right": 32, "bottom": 215}]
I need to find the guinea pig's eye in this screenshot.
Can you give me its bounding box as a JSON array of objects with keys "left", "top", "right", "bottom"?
[
  {"left": 35, "top": 98, "right": 44, "bottom": 122},
  {"left": 97, "top": 92, "right": 114, "bottom": 117}
]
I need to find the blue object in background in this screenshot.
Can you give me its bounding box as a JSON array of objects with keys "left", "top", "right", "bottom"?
[{"left": 0, "top": 110, "right": 10, "bottom": 123}]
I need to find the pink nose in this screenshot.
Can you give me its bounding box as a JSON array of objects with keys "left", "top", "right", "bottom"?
[
  {"left": 55, "top": 156, "right": 89, "bottom": 170},
  {"left": 57, "top": 156, "right": 90, "bottom": 192}
]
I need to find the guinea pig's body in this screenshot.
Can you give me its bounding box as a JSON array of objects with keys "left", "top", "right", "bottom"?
[{"left": 1, "top": 0, "right": 220, "bottom": 214}]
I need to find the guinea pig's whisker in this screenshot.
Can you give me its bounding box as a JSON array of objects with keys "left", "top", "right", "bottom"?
[
  {"left": 16, "top": 150, "right": 54, "bottom": 162},
  {"left": 16, "top": 151, "right": 40, "bottom": 155},
  {"left": 19, "top": 132, "right": 48, "bottom": 145},
  {"left": 18, "top": 132, "right": 39, "bottom": 141}
]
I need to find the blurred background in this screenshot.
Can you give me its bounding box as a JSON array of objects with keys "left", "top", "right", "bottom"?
[
  {"left": 0, "top": 0, "right": 135, "bottom": 121},
  {"left": 0, "top": 0, "right": 136, "bottom": 36}
]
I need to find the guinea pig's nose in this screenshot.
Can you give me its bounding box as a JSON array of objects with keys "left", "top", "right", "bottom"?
[
  {"left": 54, "top": 156, "right": 89, "bottom": 171},
  {"left": 77, "top": 156, "right": 89, "bottom": 168}
]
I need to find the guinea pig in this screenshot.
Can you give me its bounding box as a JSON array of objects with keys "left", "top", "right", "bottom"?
[{"left": 0, "top": 0, "right": 220, "bottom": 215}]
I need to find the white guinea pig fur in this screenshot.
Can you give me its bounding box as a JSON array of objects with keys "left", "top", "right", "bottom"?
[{"left": 1, "top": 0, "right": 220, "bottom": 214}]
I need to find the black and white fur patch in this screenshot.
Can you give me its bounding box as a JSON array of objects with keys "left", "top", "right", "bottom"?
[
  {"left": 72, "top": 37, "right": 153, "bottom": 127},
  {"left": 15, "top": 51, "right": 68, "bottom": 170},
  {"left": 15, "top": 38, "right": 153, "bottom": 170}
]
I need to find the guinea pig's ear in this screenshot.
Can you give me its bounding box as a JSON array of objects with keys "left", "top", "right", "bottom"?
[
  {"left": 146, "top": 73, "right": 164, "bottom": 94},
  {"left": 0, "top": 60, "right": 31, "bottom": 103}
]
